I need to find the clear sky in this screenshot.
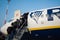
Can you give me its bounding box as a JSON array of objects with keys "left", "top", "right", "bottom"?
[{"left": 0, "top": 0, "right": 60, "bottom": 27}]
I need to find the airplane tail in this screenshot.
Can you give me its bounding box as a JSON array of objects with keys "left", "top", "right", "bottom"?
[{"left": 14, "top": 10, "right": 21, "bottom": 20}]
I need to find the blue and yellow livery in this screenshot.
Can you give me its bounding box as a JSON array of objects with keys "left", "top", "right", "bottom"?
[{"left": 27, "top": 6, "right": 60, "bottom": 40}]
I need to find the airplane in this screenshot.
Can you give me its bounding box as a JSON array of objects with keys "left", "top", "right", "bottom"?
[{"left": 0, "top": 6, "right": 60, "bottom": 40}]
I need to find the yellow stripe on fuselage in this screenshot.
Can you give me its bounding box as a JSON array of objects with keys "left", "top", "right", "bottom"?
[{"left": 28, "top": 25, "right": 60, "bottom": 31}]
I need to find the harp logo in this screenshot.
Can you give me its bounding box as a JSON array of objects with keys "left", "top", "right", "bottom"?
[
  {"left": 30, "top": 7, "right": 60, "bottom": 23},
  {"left": 30, "top": 11, "right": 42, "bottom": 23}
]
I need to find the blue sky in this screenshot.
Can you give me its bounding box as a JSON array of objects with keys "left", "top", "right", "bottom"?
[{"left": 0, "top": 0, "right": 60, "bottom": 27}]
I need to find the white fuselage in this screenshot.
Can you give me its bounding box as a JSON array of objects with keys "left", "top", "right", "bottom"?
[{"left": 28, "top": 6, "right": 60, "bottom": 31}]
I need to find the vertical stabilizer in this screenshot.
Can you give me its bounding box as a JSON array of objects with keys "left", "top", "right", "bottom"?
[{"left": 14, "top": 10, "right": 21, "bottom": 20}]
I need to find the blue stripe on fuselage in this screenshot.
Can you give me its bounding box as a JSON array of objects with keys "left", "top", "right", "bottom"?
[{"left": 31, "top": 28, "right": 60, "bottom": 36}]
